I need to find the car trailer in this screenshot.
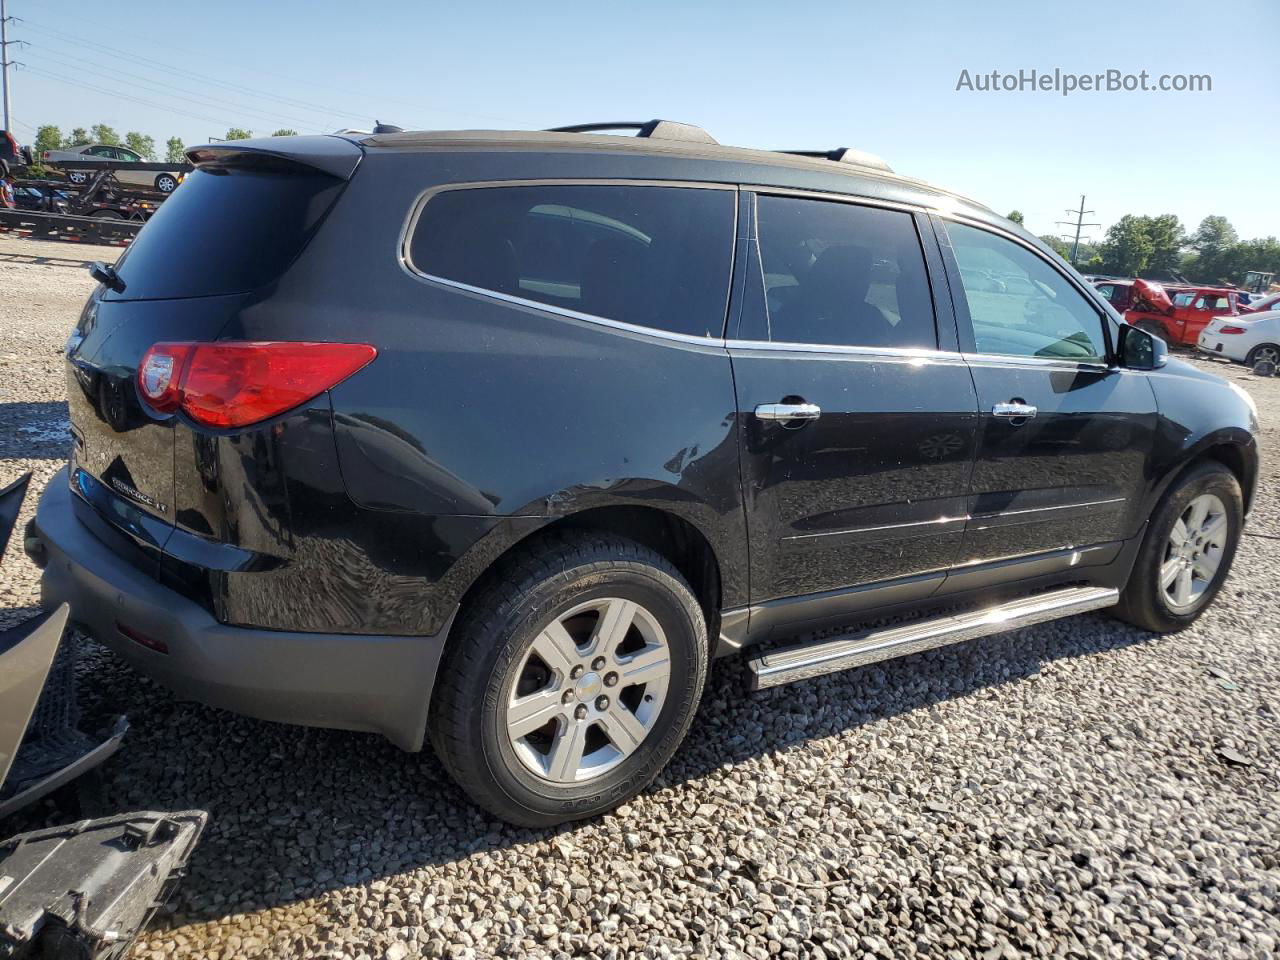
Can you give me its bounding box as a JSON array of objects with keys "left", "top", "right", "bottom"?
[{"left": 1, "top": 160, "right": 192, "bottom": 246}]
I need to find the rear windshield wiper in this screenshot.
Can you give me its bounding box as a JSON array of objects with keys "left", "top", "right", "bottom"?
[{"left": 88, "top": 260, "right": 125, "bottom": 293}]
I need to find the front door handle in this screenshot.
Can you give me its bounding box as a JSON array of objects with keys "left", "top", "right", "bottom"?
[
  {"left": 755, "top": 402, "right": 822, "bottom": 422},
  {"left": 992, "top": 401, "right": 1038, "bottom": 420}
]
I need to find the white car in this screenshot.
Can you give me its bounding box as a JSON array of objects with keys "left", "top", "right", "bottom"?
[
  {"left": 1198, "top": 310, "right": 1280, "bottom": 366},
  {"left": 42, "top": 143, "right": 182, "bottom": 194}
]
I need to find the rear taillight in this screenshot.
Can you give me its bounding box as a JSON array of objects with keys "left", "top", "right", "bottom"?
[
  {"left": 1219, "top": 326, "right": 1248, "bottom": 335},
  {"left": 137, "top": 341, "right": 376, "bottom": 429}
]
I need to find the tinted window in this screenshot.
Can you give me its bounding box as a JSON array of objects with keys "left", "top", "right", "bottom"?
[
  {"left": 947, "top": 222, "right": 1106, "bottom": 361},
  {"left": 1195, "top": 294, "right": 1230, "bottom": 310},
  {"left": 754, "top": 196, "right": 935, "bottom": 349},
  {"left": 109, "top": 161, "right": 343, "bottom": 301},
  {"left": 409, "top": 184, "right": 735, "bottom": 338}
]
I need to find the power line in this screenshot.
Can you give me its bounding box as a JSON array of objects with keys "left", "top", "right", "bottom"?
[
  {"left": 21, "top": 20, "right": 384, "bottom": 126},
  {"left": 21, "top": 17, "right": 535, "bottom": 130},
  {"left": 22, "top": 65, "right": 263, "bottom": 129},
  {"left": 1, "top": 0, "right": 13, "bottom": 131},
  {"left": 1056, "top": 196, "right": 1101, "bottom": 268},
  {"left": 25, "top": 44, "right": 335, "bottom": 132}
]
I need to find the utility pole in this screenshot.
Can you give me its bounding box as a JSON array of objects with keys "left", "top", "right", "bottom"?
[
  {"left": 0, "top": 0, "right": 12, "bottom": 132},
  {"left": 1056, "top": 195, "right": 1101, "bottom": 268}
]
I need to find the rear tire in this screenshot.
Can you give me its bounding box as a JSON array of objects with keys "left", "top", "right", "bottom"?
[
  {"left": 1113, "top": 461, "right": 1242, "bottom": 633},
  {"left": 154, "top": 173, "right": 178, "bottom": 194},
  {"left": 428, "top": 534, "right": 708, "bottom": 826},
  {"left": 67, "top": 171, "right": 89, "bottom": 185},
  {"left": 1246, "top": 343, "right": 1280, "bottom": 367}
]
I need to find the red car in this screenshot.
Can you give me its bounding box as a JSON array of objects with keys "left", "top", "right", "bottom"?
[{"left": 1123, "top": 280, "right": 1244, "bottom": 347}]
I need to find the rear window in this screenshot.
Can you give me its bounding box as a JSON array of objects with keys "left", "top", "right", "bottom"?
[
  {"left": 407, "top": 183, "right": 736, "bottom": 338},
  {"left": 108, "top": 161, "right": 343, "bottom": 301}
]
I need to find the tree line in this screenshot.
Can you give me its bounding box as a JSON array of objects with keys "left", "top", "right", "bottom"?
[
  {"left": 30, "top": 125, "right": 301, "bottom": 164},
  {"left": 1013, "top": 210, "right": 1277, "bottom": 288}
]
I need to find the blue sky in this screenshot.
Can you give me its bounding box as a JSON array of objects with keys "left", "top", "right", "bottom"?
[{"left": 6, "top": 0, "right": 1277, "bottom": 241}]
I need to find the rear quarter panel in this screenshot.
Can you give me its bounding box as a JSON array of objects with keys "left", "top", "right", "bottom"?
[{"left": 219, "top": 150, "right": 750, "bottom": 628}]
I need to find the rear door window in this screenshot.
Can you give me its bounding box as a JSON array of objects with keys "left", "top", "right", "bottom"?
[
  {"left": 753, "top": 195, "right": 937, "bottom": 349},
  {"left": 108, "top": 160, "right": 344, "bottom": 301},
  {"left": 407, "top": 183, "right": 736, "bottom": 338}
]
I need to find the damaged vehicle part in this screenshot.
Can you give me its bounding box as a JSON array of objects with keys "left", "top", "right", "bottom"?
[{"left": 1, "top": 472, "right": 208, "bottom": 958}]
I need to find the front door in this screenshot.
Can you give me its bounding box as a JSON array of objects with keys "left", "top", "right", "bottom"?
[
  {"left": 730, "top": 193, "right": 979, "bottom": 618},
  {"left": 937, "top": 218, "right": 1157, "bottom": 578}
]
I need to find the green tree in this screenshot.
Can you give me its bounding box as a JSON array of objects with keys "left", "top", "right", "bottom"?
[
  {"left": 1098, "top": 215, "right": 1155, "bottom": 276},
  {"left": 1141, "top": 214, "right": 1184, "bottom": 277},
  {"left": 1039, "top": 235, "right": 1071, "bottom": 260},
  {"left": 90, "top": 124, "right": 120, "bottom": 146},
  {"left": 270, "top": 128, "right": 298, "bottom": 137},
  {"left": 165, "top": 136, "right": 186, "bottom": 164},
  {"left": 224, "top": 127, "right": 252, "bottom": 140},
  {"left": 124, "top": 131, "right": 156, "bottom": 160},
  {"left": 65, "top": 127, "right": 91, "bottom": 147},
  {"left": 1006, "top": 210, "right": 1025, "bottom": 225},
  {"left": 1185, "top": 215, "right": 1239, "bottom": 281},
  {"left": 34, "top": 125, "right": 62, "bottom": 155}
]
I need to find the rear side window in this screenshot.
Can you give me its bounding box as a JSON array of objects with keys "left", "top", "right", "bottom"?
[
  {"left": 407, "top": 184, "right": 736, "bottom": 338},
  {"left": 754, "top": 195, "right": 937, "bottom": 349},
  {"left": 110, "top": 162, "right": 344, "bottom": 300}
]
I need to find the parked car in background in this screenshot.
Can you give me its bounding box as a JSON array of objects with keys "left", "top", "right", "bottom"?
[
  {"left": 26, "top": 123, "right": 1258, "bottom": 826},
  {"left": 1124, "top": 280, "right": 1245, "bottom": 347},
  {"left": 0, "top": 129, "right": 32, "bottom": 176},
  {"left": 42, "top": 143, "right": 182, "bottom": 194},
  {"left": 1093, "top": 278, "right": 1138, "bottom": 312},
  {"left": 1198, "top": 310, "right": 1280, "bottom": 367},
  {"left": 1241, "top": 290, "right": 1280, "bottom": 314}
]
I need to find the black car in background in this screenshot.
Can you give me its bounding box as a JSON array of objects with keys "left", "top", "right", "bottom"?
[{"left": 26, "top": 121, "right": 1258, "bottom": 825}]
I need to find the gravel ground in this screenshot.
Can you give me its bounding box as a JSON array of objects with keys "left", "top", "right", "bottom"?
[{"left": 1, "top": 234, "right": 1277, "bottom": 960}]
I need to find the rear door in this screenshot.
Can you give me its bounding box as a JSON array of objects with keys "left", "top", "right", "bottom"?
[
  {"left": 935, "top": 218, "right": 1157, "bottom": 579},
  {"left": 729, "top": 191, "right": 979, "bottom": 616}
]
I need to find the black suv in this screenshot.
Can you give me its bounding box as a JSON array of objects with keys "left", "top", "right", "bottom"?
[{"left": 27, "top": 121, "right": 1258, "bottom": 825}]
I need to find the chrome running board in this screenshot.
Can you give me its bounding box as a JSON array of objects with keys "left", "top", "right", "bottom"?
[{"left": 747, "top": 585, "right": 1119, "bottom": 690}]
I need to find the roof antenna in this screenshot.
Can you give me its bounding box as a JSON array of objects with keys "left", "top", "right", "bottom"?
[{"left": 371, "top": 121, "right": 404, "bottom": 134}]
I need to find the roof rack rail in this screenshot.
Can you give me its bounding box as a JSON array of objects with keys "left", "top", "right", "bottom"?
[
  {"left": 545, "top": 120, "right": 718, "bottom": 145},
  {"left": 780, "top": 147, "right": 892, "bottom": 173}
]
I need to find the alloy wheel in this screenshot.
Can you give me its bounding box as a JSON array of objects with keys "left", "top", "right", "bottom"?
[
  {"left": 1255, "top": 346, "right": 1280, "bottom": 366},
  {"left": 504, "top": 597, "right": 671, "bottom": 783},
  {"left": 1161, "top": 493, "right": 1228, "bottom": 611}
]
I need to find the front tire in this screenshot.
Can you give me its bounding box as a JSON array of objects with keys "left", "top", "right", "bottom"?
[
  {"left": 1113, "top": 461, "right": 1242, "bottom": 633},
  {"left": 155, "top": 173, "right": 178, "bottom": 194},
  {"left": 429, "top": 534, "right": 708, "bottom": 826}
]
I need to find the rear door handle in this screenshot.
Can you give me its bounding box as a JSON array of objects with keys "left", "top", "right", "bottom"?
[
  {"left": 754, "top": 402, "right": 822, "bottom": 422},
  {"left": 992, "top": 402, "right": 1038, "bottom": 420}
]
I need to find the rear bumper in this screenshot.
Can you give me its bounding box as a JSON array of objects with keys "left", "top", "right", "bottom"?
[{"left": 31, "top": 468, "right": 453, "bottom": 751}]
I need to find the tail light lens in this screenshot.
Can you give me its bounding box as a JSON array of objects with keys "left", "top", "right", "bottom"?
[
  {"left": 1219, "top": 326, "right": 1248, "bottom": 335},
  {"left": 137, "top": 341, "right": 376, "bottom": 429}
]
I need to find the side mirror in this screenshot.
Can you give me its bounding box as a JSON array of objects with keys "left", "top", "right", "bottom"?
[{"left": 1118, "top": 324, "right": 1167, "bottom": 370}]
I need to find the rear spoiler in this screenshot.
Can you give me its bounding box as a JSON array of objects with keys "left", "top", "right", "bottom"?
[{"left": 185, "top": 134, "right": 363, "bottom": 179}]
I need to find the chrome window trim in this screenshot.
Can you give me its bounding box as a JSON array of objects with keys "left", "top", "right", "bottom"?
[
  {"left": 397, "top": 178, "right": 739, "bottom": 347},
  {"left": 724, "top": 338, "right": 966, "bottom": 364},
  {"left": 964, "top": 352, "right": 1111, "bottom": 372},
  {"left": 746, "top": 184, "right": 926, "bottom": 215}
]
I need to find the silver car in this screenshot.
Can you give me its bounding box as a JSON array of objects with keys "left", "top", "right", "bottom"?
[{"left": 42, "top": 143, "right": 182, "bottom": 194}]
